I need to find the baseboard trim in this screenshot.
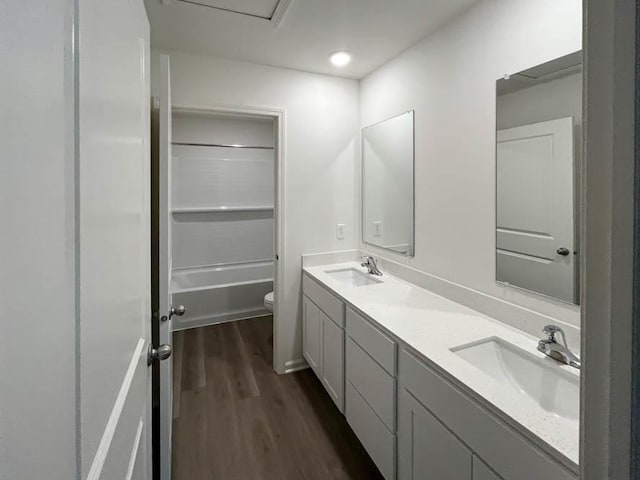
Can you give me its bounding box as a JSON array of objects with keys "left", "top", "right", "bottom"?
[{"left": 282, "top": 358, "right": 309, "bottom": 374}]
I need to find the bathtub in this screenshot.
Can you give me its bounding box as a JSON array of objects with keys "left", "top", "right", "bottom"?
[{"left": 170, "top": 261, "right": 273, "bottom": 331}]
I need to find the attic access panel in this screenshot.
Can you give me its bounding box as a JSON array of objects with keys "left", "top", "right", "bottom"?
[{"left": 176, "top": 0, "right": 281, "bottom": 20}]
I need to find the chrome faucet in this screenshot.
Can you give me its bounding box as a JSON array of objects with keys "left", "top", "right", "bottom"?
[
  {"left": 361, "top": 256, "right": 383, "bottom": 276},
  {"left": 537, "top": 325, "right": 581, "bottom": 370}
]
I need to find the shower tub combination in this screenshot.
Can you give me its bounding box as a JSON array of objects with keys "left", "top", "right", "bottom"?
[{"left": 170, "top": 261, "right": 273, "bottom": 331}]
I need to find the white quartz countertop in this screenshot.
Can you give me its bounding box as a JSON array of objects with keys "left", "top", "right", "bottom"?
[{"left": 303, "top": 261, "right": 580, "bottom": 471}]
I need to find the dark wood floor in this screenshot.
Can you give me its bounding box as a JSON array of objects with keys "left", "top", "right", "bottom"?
[{"left": 172, "top": 316, "right": 384, "bottom": 480}]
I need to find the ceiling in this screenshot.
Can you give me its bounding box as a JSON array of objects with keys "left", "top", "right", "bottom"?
[{"left": 144, "top": 0, "right": 479, "bottom": 79}]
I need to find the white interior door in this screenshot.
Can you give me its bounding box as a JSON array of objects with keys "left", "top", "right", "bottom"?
[
  {"left": 496, "top": 117, "right": 576, "bottom": 303},
  {"left": 158, "top": 53, "right": 177, "bottom": 480},
  {"left": 79, "top": 1, "right": 152, "bottom": 479}
]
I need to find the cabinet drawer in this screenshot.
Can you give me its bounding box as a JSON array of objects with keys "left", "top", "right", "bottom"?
[
  {"left": 346, "top": 337, "right": 395, "bottom": 431},
  {"left": 346, "top": 381, "right": 396, "bottom": 480},
  {"left": 399, "top": 349, "right": 576, "bottom": 480},
  {"left": 303, "top": 274, "right": 345, "bottom": 327},
  {"left": 346, "top": 307, "right": 396, "bottom": 375}
]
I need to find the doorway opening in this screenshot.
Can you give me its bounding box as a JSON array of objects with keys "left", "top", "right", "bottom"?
[
  {"left": 152, "top": 94, "right": 286, "bottom": 480},
  {"left": 168, "top": 108, "right": 279, "bottom": 333}
]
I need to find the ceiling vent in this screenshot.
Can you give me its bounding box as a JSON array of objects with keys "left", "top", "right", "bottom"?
[{"left": 165, "top": 0, "right": 292, "bottom": 27}]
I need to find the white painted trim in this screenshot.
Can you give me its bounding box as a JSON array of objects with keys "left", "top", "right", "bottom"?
[
  {"left": 86, "top": 338, "right": 146, "bottom": 480},
  {"left": 274, "top": 108, "right": 287, "bottom": 374},
  {"left": 158, "top": 54, "right": 173, "bottom": 480},
  {"left": 170, "top": 102, "right": 287, "bottom": 374},
  {"left": 283, "top": 358, "right": 309, "bottom": 374},
  {"left": 124, "top": 419, "right": 144, "bottom": 480},
  {"left": 270, "top": 0, "right": 293, "bottom": 28},
  {"left": 581, "top": 0, "right": 637, "bottom": 478}
]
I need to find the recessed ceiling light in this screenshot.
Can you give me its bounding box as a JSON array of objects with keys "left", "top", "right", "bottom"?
[{"left": 329, "top": 51, "right": 351, "bottom": 67}]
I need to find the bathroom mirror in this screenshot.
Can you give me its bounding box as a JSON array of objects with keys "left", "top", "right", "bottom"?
[
  {"left": 362, "top": 111, "right": 415, "bottom": 256},
  {"left": 495, "top": 51, "right": 582, "bottom": 304}
]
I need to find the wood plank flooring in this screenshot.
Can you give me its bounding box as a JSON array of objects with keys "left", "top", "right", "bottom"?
[{"left": 172, "top": 316, "right": 384, "bottom": 480}]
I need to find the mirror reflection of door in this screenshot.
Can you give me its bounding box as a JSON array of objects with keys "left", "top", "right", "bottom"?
[{"left": 495, "top": 51, "right": 582, "bottom": 304}]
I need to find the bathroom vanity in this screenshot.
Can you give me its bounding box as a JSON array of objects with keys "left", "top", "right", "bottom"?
[{"left": 302, "top": 259, "right": 579, "bottom": 480}]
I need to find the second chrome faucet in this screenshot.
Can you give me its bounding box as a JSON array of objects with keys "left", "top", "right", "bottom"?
[{"left": 537, "top": 325, "right": 581, "bottom": 370}]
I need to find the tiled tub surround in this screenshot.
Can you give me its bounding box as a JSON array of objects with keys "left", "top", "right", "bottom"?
[{"left": 302, "top": 258, "right": 579, "bottom": 477}]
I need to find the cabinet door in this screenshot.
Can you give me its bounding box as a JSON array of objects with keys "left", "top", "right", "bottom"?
[
  {"left": 321, "top": 313, "right": 344, "bottom": 412},
  {"left": 473, "top": 456, "right": 502, "bottom": 480},
  {"left": 303, "top": 296, "right": 322, "bottom": 376},
  {"left": 398, "top": 387, "right": 472, "bottom": 480}
]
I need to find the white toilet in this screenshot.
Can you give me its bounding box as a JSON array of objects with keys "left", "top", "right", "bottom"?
[{"left": 264, "top": 291, "right": 274, "bottom": 313}]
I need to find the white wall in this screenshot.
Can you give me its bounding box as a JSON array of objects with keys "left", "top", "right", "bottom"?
[
  {"left": 151, "top": 49, "right": 360, "bottom": 371},
  {"left": 0, "top": 1, "right": 77, "bottom": 479},
  {"left": 360, "top": 0, "right": 582, "bottom": 328}
]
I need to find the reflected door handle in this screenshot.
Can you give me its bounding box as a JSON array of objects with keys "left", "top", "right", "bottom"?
[
  {"left": 557, "top": 247, "right": 570, "bottom": 256},
  {"left": 147, "top": 344, "right": 172, "bottom": 365},
  {"left": 169, "top": 305, "right": 186, "bottom": 319}
]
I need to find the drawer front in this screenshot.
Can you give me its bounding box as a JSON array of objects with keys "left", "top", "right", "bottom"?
[
  {"left": 346, "top": 307, "right": 396, "bottom": 375},
  {"left": 346, "top": 337, "right": 395, "bottom": 431},
  {"left": 346, "top": 380, "right": 396, "bottom": 480},
  {"left": 303, "top": 274, "right": 345, "bottom": 327},
  {"left": 399, "top": 349, "right": 577, "bottom": 480}
]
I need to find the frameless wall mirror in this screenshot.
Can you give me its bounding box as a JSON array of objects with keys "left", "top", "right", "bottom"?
[
  {"left": 495, "top": 51, "right": 582, "bottom": 304},
  {"left": 362, "top": 111, "right": 415, "bottom": 256}
]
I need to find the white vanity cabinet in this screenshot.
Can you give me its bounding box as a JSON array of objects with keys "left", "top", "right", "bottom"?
[
  {"left": 301, "top": 265, "right": 578, "bottom": 480},
  {"left": 345, "top": 307, "right": 397, "bottom": 480},
  {"left": 398, "top": 349, "right": 575, "bottom": 480},
  {"left": 321, "top": 310, "right": 344, "bottom": 407},
  {"left": 302, "top": 296, "right": 323, "bottom": 375},
  {"left": 302, "top": 274, "right": 345, "bottom": 412},
  {"left": 398, "top": 386, "right": 503, "bottom": 480},
  {"left": 473, "top": 457, "right": 502, "bottom": 480},
  {"left": 398, "top": 386, "right": 473, "bottom": 480}
]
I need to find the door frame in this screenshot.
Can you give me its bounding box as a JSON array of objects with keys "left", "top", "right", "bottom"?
[
  {"left": 164, "top": 101, "right": 287, "bottom": 374},
  {"left": 581, "top": 0, "right": 638, "bottom": 478}
]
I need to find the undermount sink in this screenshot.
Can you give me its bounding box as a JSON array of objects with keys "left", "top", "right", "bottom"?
[
  {"left": 324, "top": 267, "right": 383, "bottom": 287},
  {"left": 451, "top": 337, "right": 579, "bottom": 421}
]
